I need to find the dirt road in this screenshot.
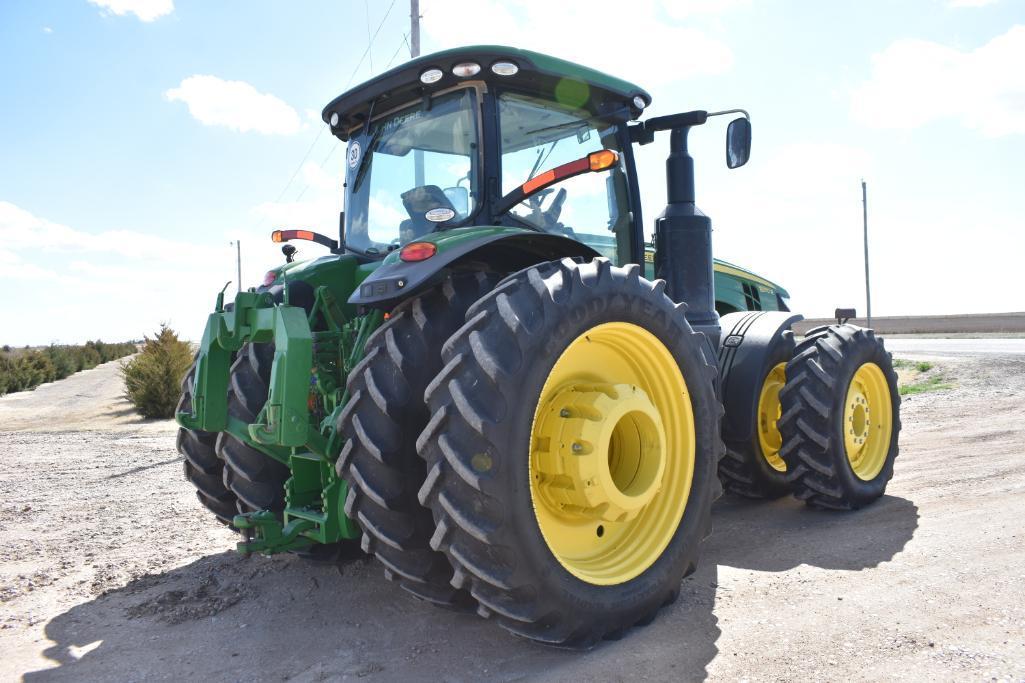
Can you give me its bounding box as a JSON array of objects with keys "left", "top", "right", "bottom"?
[{"left": 2, "top": 348, "right": 1024, "bottom": 682}]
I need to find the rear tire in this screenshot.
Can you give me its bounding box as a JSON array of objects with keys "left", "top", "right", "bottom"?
[
  {"left": 336, "top": 272, "right": 497, "bottom": 609},
  {"left": 417, "top": 259, "right": 723, "bottom": 647},
  {"left": 778, "top": 325, "right": 901, "bottom": 509},
  {"left": 719, "top": 331, "right": 795, "bottom": 499}
]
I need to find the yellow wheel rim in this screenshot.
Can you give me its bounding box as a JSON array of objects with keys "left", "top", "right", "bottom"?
[
  {"left": 843, "top": 362, "right": 893, "bottom": 481},
  {"left": 756, "top": 362, "right": 787, "bottom": 473},
  {"left": 528, "top": 322, "right": 695, "bottom": 586}
]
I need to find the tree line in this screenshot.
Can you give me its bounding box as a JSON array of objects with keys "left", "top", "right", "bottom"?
[{"left": 0, "top": 340, "right": 138, "bottom": 395}]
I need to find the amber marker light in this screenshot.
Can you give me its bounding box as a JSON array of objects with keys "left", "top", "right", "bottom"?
[{"left": 588, "top": 149, "right": 619, "bottom": 171}]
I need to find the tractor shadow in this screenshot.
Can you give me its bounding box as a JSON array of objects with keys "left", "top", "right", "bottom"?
[{"left": 26, "top": 495, "right": 917, "bottom": 682}]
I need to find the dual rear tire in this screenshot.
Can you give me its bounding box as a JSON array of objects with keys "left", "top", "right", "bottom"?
[{"left": 718, "top": 323, "right": 901, "bottom": 509}]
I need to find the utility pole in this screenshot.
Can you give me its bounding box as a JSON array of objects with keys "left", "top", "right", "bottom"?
[
  {"left": 411, "top": 0, "right": 424, "bottom": 185},
  {"left": 410, "top": 0, "right": 420, "bottom": 58},
  {"left": 861, "top": 180, "right": 872, "bottom": 328}
]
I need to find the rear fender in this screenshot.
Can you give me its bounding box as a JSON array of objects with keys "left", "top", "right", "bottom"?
[
  {"left": 348, "top": 229, "right": 599, "bottom": 308},
  {"left": 718, "top": 311, "right": 804, "bottom": 443}
]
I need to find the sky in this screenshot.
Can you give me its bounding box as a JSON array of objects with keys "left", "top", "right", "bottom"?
[{"left": 1, "top": 0, "right": 1023, "bottom": 346}]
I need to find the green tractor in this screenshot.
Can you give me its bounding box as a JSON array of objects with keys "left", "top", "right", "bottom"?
[{"left": 177, "top": 46, "right": 901, "bottom": 647}]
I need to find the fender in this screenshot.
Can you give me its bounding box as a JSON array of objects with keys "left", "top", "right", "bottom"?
[
  {"left": 718, "top": 310, "right": 804, "bottom": 443},
  {"left": 348, "top": 227, "right": 599, "bottom": 308}
]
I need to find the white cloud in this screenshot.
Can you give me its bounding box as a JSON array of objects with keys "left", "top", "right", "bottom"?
[
  {"left": 0, "top": 201, "right": 208, "bottom": 261},
  {"left": 851, "top": 25, "right": 1025, "bottom": 137},
  {"left": 664, "top": 0, "right": 751, "bottom": 19},
  {"left": 301, "top": 161, "right": 339, "bottom": 192},
  {"left": 0, "top": 201, "right": 247, "bottom": 344},
  {"left": 87, "top": 0, "right": 174, "bottom": 22},
  {"left": 165, "top": 75, "right": 302, "bottom": 135},
  {"left": 42, "top": 26, "right": 53, "bottom": 34},
  {"left": 946, "top": 0, "right": 999, "bottom": 7},
  {"left": 422, "top": 0, "right": 735, "bottom": 87}
]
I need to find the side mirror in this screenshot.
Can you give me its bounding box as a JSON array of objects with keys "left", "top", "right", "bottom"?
[
  {"left": 726, "top": 117, "right": 751, "bottom": 169},
  {"left": 443, "top": 186, "right": 470, "bottom": 218}
]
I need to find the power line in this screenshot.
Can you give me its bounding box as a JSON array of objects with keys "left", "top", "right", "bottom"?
[
  {"left": 342, "top": 0, "right": 399, "bottom": 90},
  {"left": 258, "top": 0, "right": 399, "bottom": 228},
  {"left": 384, "top": 33, "right": 411, "bottom": 70},
  {"left": 364, "top": 0, "right": 374, "bottom": 74}
]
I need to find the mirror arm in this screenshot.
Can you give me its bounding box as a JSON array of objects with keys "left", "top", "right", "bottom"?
[{"left": 707, "top": 108, "right": 750, "bottom": 121}]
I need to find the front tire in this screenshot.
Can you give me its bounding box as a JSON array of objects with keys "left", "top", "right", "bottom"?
[
  {"left": 216, "top": 343, "right": 291, "bottom": 515},
  {"left": 417, "top": 258, "right": 723, "bottom": 647},
  {"left": 177, "top": 363, "right": 238, "bottom": 524}
]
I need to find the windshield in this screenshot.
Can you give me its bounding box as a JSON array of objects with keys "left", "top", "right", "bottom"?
[
  {"left": 343, "top": 88, "right": 479, "bottom": 254},
  {"left": 498, "top": 91, "right": 630, "bottom": 262}
]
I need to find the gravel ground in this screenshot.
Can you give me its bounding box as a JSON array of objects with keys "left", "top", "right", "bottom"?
[{"left": 1, "top": 348, "right": 1024, "bottom": 682}]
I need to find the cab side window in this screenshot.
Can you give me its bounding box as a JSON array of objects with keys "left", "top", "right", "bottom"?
[{"left": 498, "top": 92, "right": 631, "bottom": 264}]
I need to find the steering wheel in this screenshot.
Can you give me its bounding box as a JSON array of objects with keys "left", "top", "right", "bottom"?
[{"left": 544, "top": 188, "right": 568, "bottom": 225}]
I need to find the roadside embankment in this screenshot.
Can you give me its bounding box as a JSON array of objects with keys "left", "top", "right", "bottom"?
[{"left": 793, "top": 312, "right": 1025, "bottom": 336}]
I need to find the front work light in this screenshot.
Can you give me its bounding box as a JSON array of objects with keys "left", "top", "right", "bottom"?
[
  {"left": 491, "top": 61, "right": 519, "bottom": 76},
  {"left": 420, "top": 68, "right": 443, "bottom": 84}
]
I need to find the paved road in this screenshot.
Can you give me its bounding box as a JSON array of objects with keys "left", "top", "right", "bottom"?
[{"left": 884, "top": 337, "right": 1025, "bottom": 357}]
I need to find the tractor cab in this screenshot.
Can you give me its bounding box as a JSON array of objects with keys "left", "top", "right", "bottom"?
[{"left": 322, "top": 46, "right": 651, "bottom": 267}]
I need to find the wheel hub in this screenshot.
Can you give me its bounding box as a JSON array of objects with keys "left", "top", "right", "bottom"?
[
  {"left": 843, "top": 362, "right": 893, "bottom": 481},
  {"left": 527, "top": 322, "right": 695, "bottom": 586},
  {"left": 534, "top": 383, "right": 666, "bottom": 523},
  {"left": 756, "top": 362, "right": 787, "bottom": 472}
]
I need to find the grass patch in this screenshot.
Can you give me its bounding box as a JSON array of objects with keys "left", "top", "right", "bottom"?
[
  {"left": 894, "top": 357, "right": 952, "bottom": 396},
  {"left": 892, "top": 359, "right": 932, "bottom": 372},
  {"left": 900, "top": 375, "right": 953, "bottom": 396}
]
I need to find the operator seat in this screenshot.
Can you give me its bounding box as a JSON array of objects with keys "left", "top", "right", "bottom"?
[{"left": 400, "top": 185, "right": 456, "bottom": 242}]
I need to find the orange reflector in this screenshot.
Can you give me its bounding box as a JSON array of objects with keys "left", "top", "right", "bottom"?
[
  {"left": 400, "top": 241, "right": 437, "bottom": 262},
  {"left": 589, "top": 149, "right": 619, "bottom": 171},
  {"left": 522, "top": 169, "right": 558, "bottom": 195},
  {"left": 272, "top": 229, "right": 318, "bottom": 243}
]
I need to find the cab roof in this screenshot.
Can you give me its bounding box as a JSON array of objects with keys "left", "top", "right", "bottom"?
[{"left": 321, "top": 45, "right": 652, "bottom": 140}]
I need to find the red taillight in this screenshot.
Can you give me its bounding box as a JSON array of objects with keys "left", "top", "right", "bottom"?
[
  {"left": 262, "top": 270, "right": 277, "bottom": 287},
  {"left": 400, "top": 242, "right": 437, "bottom": 262}
]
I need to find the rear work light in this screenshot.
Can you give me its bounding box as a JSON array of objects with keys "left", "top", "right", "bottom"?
[{"left": 400, "top": 241, "right": 437, "bottom": 262}]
